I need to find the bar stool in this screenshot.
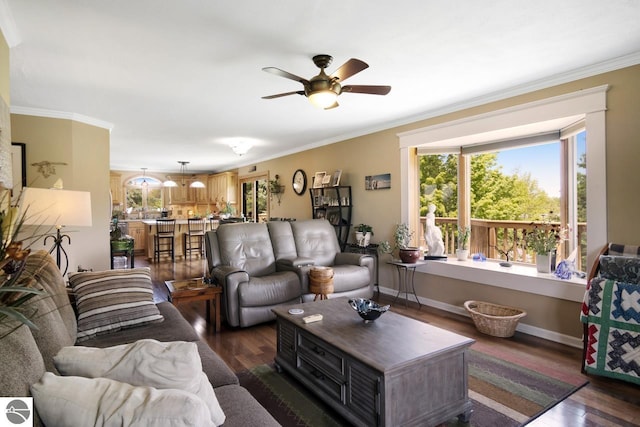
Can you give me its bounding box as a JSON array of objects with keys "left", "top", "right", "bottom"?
[
  {"left": 184, "top": 218, "right": 205, "bottom": 260},
  {"left": 154, "top": 218, "right": 176, "bottom": 263}
]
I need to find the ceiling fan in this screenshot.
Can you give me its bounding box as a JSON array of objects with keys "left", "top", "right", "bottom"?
[{"left": 262, "top": 54, "right": 391, "bottom": 109}]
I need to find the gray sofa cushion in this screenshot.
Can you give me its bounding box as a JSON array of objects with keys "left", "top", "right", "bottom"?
[
  {"left": 332, "top": 264, "right": 373, "bottom": 293},
  {"left": 23, "top": 251, "right": 77, "bottom": 373},
  {"left": 78, "top": 302, "right": 198, "bottom": 347},
  {"left": 215, "top": 384, "right": 280, "bottom": 427},
  {"left": 196, "top": 341, "right": 239, "bottom": 388},
  {"left": 0, "top": 323, "right": 46, "bottom": 398},
  {"left": 290, "top": 219, "right": 341, "bottom": 265},
  {"left": 267, "top": 221, "right": 297, "bottom": 261},
  {"left": 239, "top": 272, "right": 301, "bottom": 307},
  {"left": 217, "top": 223, "right": 277, "bottom": 276}
]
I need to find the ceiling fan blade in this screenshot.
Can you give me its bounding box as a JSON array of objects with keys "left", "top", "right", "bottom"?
[
  {"left": 262, "top": 91, "right": 305, "bottom": 99},
  {"left": 262, "top": 67, "right": 310, "bottom": 85},
  {"left": 342, "top": 85, "right": 391, "bottom": 95},
  {"left": 330, "top": 58, "right": 368, "bottom": 82}
]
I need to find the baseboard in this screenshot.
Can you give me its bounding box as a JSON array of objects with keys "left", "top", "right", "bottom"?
[{"left": 377, "top": 286, "right": 583, "bottom": 349}]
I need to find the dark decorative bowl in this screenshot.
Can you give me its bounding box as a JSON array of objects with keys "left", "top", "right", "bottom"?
[{"left": 348, "top": 298, "right": 390, "bottom": 322}]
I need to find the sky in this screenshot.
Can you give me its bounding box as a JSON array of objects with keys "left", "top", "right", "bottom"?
[{"left": 495, "top": 132, "right": 586, "bottom": 197}]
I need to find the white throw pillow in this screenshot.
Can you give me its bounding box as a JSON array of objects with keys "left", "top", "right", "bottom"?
[
  {"left": 31, "top": 372, "right": 213, "bottom": 427},
  {"left": 54, "top": 340, "right": 225, "bottom": 426}
]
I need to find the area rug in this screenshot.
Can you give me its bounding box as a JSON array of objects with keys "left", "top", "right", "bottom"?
[{"left": 237, "top": 349, "right": 588, "bottom": 427}]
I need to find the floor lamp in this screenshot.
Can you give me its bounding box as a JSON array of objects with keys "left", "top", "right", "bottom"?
[{"left": 21, "top": 187, "right": 92, "bottom": 276}]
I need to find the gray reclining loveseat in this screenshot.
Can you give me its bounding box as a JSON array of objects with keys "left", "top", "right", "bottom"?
[{"left": 205, "top": 219, "right": 374, "bottom": 327}]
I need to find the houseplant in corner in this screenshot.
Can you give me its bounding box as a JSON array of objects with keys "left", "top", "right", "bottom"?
[
  {"left": 456, "top": 226, "right": 470, "bottom": 261},
  {"left": 354, "top": 224, "right": 373, "bottom": 247},
  {"left": 394, "top": 223, "right": 420, "bottom": 263}
]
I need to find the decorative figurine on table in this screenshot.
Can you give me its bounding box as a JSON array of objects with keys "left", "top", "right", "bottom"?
[{"left": 425, "top": 204, "right": 445, "bottom": 257}]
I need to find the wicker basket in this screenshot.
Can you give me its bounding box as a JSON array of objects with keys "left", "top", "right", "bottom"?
[
  {"left": 464, "top": 300, "right": 527, "bottom": 338},
  {"left": 309, "top": 267, "right": 334, "bottom": 296}
]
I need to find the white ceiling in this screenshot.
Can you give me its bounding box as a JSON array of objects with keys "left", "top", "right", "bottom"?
[{"left": 3, "top": 0, "right": 640, "bottom": 174}]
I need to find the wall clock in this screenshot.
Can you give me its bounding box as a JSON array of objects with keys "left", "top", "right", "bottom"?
[{"left": 292, "top": 169, "right": 307, "bottom": 195}]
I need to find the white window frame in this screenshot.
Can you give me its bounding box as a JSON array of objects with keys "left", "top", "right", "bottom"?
[{"left": 397, "top": 86, "right": 608, "bottom": 302}]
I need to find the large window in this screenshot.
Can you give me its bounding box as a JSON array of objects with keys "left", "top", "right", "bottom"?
[
  {"left": 400, "top": 85, "right": 607, "bottom": 277},
  {"left": 420, "top": 130, "right": 587, "bottom": 270}
]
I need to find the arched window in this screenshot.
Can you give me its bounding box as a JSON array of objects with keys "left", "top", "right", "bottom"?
[{"left": 125, "top": 176, "right": 163, "bottom": 214}]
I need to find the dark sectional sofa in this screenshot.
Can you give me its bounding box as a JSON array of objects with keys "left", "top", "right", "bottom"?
[{"left": 0, "top": 250, "right": 279, "bottom": 426}]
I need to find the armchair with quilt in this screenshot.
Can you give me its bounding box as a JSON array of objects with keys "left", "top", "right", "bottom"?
[{"left": 580, "top": 242, "right": 640, "bottom": 385}]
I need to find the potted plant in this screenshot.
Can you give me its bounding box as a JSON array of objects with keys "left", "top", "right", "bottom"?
[
  {"left": 456, "top": 226, "right": 470, "bottom": 261},
  {"left": 524, "top": 216, "right": 567, "bottom": 273},
  {"left": 394, "top": 223, "right": 420, "bottom": 263},
  {"left": 354, "top": 224, "right": 373, "bottom": 247}
]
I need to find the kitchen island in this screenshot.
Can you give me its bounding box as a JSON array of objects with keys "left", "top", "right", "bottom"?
[{"left": 141, "top": 218, "right": 219, "bottom": 261}]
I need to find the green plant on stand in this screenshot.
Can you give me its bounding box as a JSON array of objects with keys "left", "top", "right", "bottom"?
[
  {"left": 394, "top": 223, "right": 420, "bottom": 263},
  {"left": 354, "top": 224, "right": 373, "bottom": 247},
  {"left": 394, "top": 223, "right": 413, "bottom": 250}
]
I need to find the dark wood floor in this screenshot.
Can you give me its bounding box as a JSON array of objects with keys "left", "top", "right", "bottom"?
[{"left": 142, "top": 256, "right": 640, "bottom": 426}]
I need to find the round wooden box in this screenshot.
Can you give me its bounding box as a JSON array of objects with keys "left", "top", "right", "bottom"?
[{"left": 309, "top": 267, "right": 334, "bottom": 300}]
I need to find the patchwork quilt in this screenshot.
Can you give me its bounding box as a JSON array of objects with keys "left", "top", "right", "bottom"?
[{"left": 581, "top": 277, "right": 640, "bottom": 385}]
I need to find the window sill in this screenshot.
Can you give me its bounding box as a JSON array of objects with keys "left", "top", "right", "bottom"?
[{"left": 416, "top": 257, "right": 587, "bottom": 303}]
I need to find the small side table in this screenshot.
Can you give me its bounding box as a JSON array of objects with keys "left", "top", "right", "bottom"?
[
  {"left": 110, "top": 238, "right": 134, "bottom": 269},
  {"left": 387, "top": 260, "right": 425, "bottom": 308},
  {"left": 165, "top": 279, "right": 222, "bottom": 332}
]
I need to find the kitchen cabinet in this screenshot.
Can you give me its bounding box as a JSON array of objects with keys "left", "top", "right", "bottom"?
[
  {"left": 110, "top": 173, "right": 123, "bottom": 205},
  {"left": 165, "top": 183, "right": 194, "bottom": 204},
  {"left": 127, "top": 221, "right": 146, "bottom": 252},
  {"left": 208, "top": 172, "right": 237, "bottom": 209},
  {"left": 193, "top": 174, "right": 209, "bottom": 203}
]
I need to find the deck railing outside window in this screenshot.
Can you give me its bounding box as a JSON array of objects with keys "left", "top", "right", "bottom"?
[{"left": 419, "top": 217, "right": 587, "bottom": 271}]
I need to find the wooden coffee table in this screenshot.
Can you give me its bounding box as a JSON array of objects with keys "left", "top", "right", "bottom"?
[
  {"left": 272, "top": 297, "right": 474, "bottom": 427},
  {"left": 165, "top": 278, "right": 222, "bottom": 332}
]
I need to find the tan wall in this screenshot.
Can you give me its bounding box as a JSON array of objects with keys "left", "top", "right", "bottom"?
[
  {"left": 235, "top": 64, "right": 640, "bottom": 341},
  {"left": 0, "top": 31, "right": 9, "bottom": 105},
  {"left": 11, "top": 114, "right": 111, "bottom": 273}
]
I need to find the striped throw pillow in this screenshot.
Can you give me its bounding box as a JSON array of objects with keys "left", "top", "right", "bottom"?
[{"left": 68, "top": 268, "right": 164, "bottom": 342}]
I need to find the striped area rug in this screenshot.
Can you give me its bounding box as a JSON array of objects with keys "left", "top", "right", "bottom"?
[{"left": 237, "top": 348, "right": 588, "bottom": 427}]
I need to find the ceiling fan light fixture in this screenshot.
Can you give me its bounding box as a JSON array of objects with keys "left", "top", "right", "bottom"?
[{"left": 308, "top": 90, "right": 338, "bottom": 109}]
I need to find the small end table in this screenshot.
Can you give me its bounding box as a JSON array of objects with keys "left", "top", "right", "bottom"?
[
  {"left": 387, "top": 259, "right": 426, "bottom": 308},
  {"left": 110, "top": 238, "right": 134, "bottom": 269},
  {"left": 165, "top": 278, "right": 222, "bottom": 332}
]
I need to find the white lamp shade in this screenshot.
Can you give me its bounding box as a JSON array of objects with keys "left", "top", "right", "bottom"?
[{"left": 20, "top": 187, "right": 93, "bottom": 227}]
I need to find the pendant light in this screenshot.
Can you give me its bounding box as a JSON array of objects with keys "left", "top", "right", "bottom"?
[
  {"left": 163, "top": 161, "right": 205, "bottom": 188},
  {"left": 140, "top": 168, "right": 149, "bottom": 188}
]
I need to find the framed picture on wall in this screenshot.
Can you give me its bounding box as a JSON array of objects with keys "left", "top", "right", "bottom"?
[
  {"left": 11, "top": 142, "right": 26, "bottom": 199},
  {"left": 331, "top": 170, "right": 342, "bottom": 186},
  {"left": 313, "top": 171, "right": 326, "bottom": 188},
  {"left": 365, "top": 173, "right": 391, "bottom": 190}
]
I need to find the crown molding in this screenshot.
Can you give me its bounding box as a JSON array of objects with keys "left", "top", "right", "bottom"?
[
  {"left": 10, "top": 106, "right": 114, "bottom": 131},
  {"left": 0, "top": 0, "right": 21, "bottom": 47}
]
